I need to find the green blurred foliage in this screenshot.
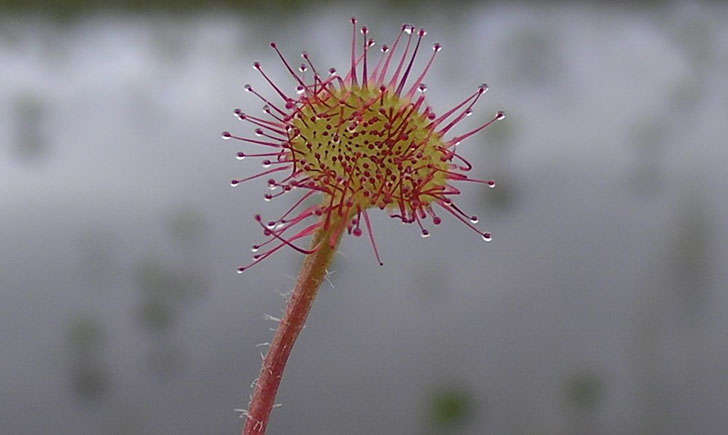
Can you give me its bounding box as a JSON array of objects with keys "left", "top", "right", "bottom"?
[
  {"left": 563, "top": 370, "right": 603, "bottom": 412},
  {"left": 66, "top": 315, "right": 110, "bottom": 401},
  {"left": 135, "top": 258, "right": 205, "bottom": 332},
  {"left": 669, "top": 195, "right": 712, "bottom": 318},
  {"left": 11, "top": 92, "right": 48, "bottom": 162},
  {"left": 428, "top": 386, "right": 475, "bottom": 430},
  {"left": 139, "top": 296, "right": 174, "bottom": 331},
  {"left": 67, "top": 315, "right": 104, "bottom": 354},
  {"left": 0, "top": 0, "right": 678, "bottom": 19},
  {"left": 0, "top": 0, "right": 329, "bottom": 19},
  {"left": 167, "top": 207, "right": 206, "bottom": 243},
  {"left": 147, "top": 342, "right": 185, "bottom": 378},
  {"left": 70, "top": 363, "right": 109, "bottom": 400}
]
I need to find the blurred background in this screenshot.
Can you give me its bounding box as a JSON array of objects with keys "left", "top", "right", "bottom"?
[{"left": 2, "top": 1, "right": 727, "bottom": 434}]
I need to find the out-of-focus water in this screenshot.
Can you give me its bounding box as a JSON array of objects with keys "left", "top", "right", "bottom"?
[{"left": 2, "top": 2, "right": 728, "bottom": 434}]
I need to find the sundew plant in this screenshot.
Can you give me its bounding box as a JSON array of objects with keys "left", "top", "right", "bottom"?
[{"left": 224, "top": 18, "right": 505, "bottom": 434}]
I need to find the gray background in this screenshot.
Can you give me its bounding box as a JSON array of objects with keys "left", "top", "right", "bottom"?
[{"left": 2, "top": 1, "right": 727, "bottom": 434}]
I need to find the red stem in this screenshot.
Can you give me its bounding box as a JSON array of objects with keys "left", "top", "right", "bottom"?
[{"left": 243, "top": 218, "right": 345, "bottom": 434}]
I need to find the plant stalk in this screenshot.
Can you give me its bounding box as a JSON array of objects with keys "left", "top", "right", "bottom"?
[{"left": 243, "top": 219, "right": 344, "bottom": 434}]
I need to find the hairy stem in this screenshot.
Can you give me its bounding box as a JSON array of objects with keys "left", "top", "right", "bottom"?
[{"left": 243, "top": 219, "right": 344, "bottom": 434}]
